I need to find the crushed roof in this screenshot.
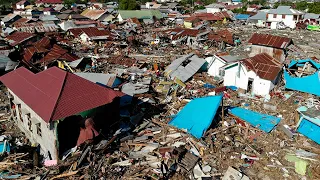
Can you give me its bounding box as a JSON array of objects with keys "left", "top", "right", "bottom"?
[
  {"left": 248, "top": 33, "right": 292, "bottom": 49},
  {"left": 208, "top": 29, "right": 234, "bottom": 45},
  {"left": 40, "top": 44, "right": 78, "bottom": 63},
  {"left": 100, "top": 56, "right": 137, "bottom": 67},
  {"left": 242, "top": 53, "right": 282, "bottom": 81},
  {"left": 0, "top": 67, "right": 124, "bottom": 122},
  {"left": 5, "top": 31, "right": 35, "bottom": 46},
  {"left": 68, "top": 27, "right": 111, "bottom": 37}
]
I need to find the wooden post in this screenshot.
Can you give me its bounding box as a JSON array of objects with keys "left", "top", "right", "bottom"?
[{"left": 221, "top": 97, "right": 224, "bottom": 122}]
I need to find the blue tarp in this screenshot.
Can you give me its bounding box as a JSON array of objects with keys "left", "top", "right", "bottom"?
[
  {"left": 284, "top": 59, "right": 320, "bottom": 96},
  {"left": 169, "top": 95, "right": 223, "bottom": 139},
  {"left": 0, "top": 141, "right": 10, "bottom": 154},
  {"left": 297, "top": 106, "right": 320, "bottom": 144},
  {"left": 228, "top": 107, "right": 281, "bottom": 133},
  {"left": 235, "top": 14, "right": 250, "bottom": 20}
]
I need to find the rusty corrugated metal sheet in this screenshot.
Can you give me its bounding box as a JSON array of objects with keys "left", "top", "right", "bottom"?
[
  {"left": 242, "top": 53, "right": 282, "bottom": 81},
  {"left": 5, "top": 31, "right": 35, "bottom": 46},
  {"left": 248, "top": 33, "right": 292, "bottom": 49},
  {"left": 101, "top": 56, "right": 137, "bottom": 67}
]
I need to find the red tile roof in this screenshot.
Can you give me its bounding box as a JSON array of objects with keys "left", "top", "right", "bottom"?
[
  {"left": 68, "top": 27, "right": 111, "bottom": 38},
  {"left": 40, "top": 44, "right": 78, "bottom": 63},
  {"left": 208, "top": 29, "right": 234, "bottom": 45},
  {"left": 248, "top": 33, "right": 292, "bottom": 49},
  {"left": 23, "top": 37, "right": 52, "bottom": 63},
  {"left": 241, "top": 53, "right": 282, "bottom": 81},
  {"left": 5, "top": 31, "right": 35, "bottom": 46},
  {"left": 0, "top": 67, "right": 124, "bottom": 122}
]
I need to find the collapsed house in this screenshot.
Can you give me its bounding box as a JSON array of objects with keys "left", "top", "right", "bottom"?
[
  {"left": 223, "top": 53, "right": 282, "bottom": 96},
  {"left": 248, "top": 33, "right": 293, "bottom": 62},
  {"left": 0, "top": 67, "right": 123, "bottom": 160},
  {"left": 297, "top": 106, "right": 320, "bottom": 144},
  {"left": 284, "top": 59, "right": 320, "bottom": 96},
  {"left": 165, "top": 53, "right": 206, "bottom": 82}
]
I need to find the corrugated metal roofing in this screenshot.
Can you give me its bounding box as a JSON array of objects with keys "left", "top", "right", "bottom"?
[
  {"left": 242, "top": 53, "right": 282, "bottom": 81},
  {"left": 165, "top": 53, "right": 206, "bottom": 82},
  {"left": 81, "top": 9, "right": 107, "bottom": 20},
  {"left": 69, "top": 27, "right": 111, "bottom": 38},
  {"left": 208, "top": 29, "right": 234, "bottom": 45},
  {"left": 35, "top": 0, "right": 62, "bottom": 4},
  {"left": 248, "top": 33, "right": 292, "bottom": 49},
  {"left": 40, "top": 44, "right": 78, "bottom": 63},
  {"left": 5, "top": 31, "right": 35, "bottom": 46},
  {"left": 0, "top": 67, "right": 124, "bottom": 122}
]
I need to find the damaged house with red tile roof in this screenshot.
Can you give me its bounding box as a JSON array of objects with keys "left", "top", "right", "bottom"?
[
  {"left": 248, "top": 33, "right": 293, "bottom": 63},
  {"left": 67, "top": 27, "right": 112, "bottom": 45},
  {"left": 0, "top": 67, "right": 123, "bottom": 160},
  {"left": 208, "top": 29, "right": 234, "bottom": 49},
  {"left": 223, "top": 53, "right": 282, "bottom": 96},
  {"left": 164, "top": 28, "right": 210, "bottom": 47},
  {"left": 5, "top": 31, "right": 37, "bottom": 47}
]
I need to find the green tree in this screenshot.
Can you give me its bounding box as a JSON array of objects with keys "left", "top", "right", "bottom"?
[
  {"left": 296, "top": 1, "right": 308, "bottom": 10},
  {"left": 308, "top": 2, "right": 320, "bottom": 13},
  {"left": 119, "top": 0, "right": 137, "bottom": 10}
]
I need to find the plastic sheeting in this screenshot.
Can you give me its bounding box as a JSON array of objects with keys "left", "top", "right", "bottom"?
[
  {"left": 228, "top": 107, "right": 281, "bottom": 133},
  {"left": 284, "top": 59, "right": 320, "bottom": 96},
  {"left": 169, "top": 95, "right": 223, "bottom": 139}
]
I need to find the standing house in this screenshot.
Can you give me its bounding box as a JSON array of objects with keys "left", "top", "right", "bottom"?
[
  {"left": 16, "top": 0, "right": 30, "bottom": 10},
  {"left": 247, "top": 11, "right": 267, "bottom": 28},
  {"left": 266, "top": 6, "right": 304, "bottom": 29},
  {"left": 35, "top": 0, "right": 63, "bottom": 7},
  {"left": 248, "top": 33, "right": 293, "bottom": 63},
  {"left": 223, "top": 53, "right": 282, "bottom": 96},
  {"left": 206, "top": 53, "right": 243, "bottom": 78},
  {"left": 205, "top": 3, "right": 226, "bottom": 14},
  {"left": 303, "top": 13, "right": 320, "bottom": 25},
  {"left": 0, "top": 67, "right": 123, "bottom": 160},
  {"left": 68, "top": 27, "right": 111, "bottom": 44}
]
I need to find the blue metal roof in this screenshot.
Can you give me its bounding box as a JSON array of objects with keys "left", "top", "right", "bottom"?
[
  {"left": 235, "top": 14, "right": 250, "bottom": 20},
  {"left": 169, "top": 95, "right": 223, "bottom": 139}
]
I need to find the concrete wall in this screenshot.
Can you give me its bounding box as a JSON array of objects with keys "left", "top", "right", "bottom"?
[
  {"left": 206, "top": 7, "right": 222, "bottom": 14},
  {"left": 206, "top": 55, "right": 226, "bottom": 77},
  {"left": 9, "top": 89, "right": 58, "bottom": 160},
  {"left": 223, "top": 63, "right": 274, "bottom": 96},
  {"left": 267, "top": 14, "right": 297, "bottom": 29},
  {"left": 249, "top": 45, "right": 285, "bottom": 63}
]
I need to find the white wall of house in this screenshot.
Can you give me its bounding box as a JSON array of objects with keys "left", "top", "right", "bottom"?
[
  {"left": 44, "top": 11, "right": 51, "bottom": 15},
  {"left": 9, "top": 89, "right": 58, "bottom": 160},
  {"left": 16, "top": 4, "right": 25, "bottom": 9},
  {"left": 249, "top": 45, "right": 285, "bottom": 63},
  {"left": 223, "top": 63, "right": 274, "bottom": 96},
  {"left": 206, "top": 7, "right": 222, "bottom": 14},
  {"left": 206, "top": 55, "right": 226, "bottom": 77},
  {"left": 118, "top": 14, "right": 124, "bottom": 22},
  {"left": 80, "top": 33, "right": 90, "bottom": 43},
  {"left": 267, "top": 14, "right": 298, "bottom": 29}
]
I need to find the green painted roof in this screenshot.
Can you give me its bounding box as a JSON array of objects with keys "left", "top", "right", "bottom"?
[{"left": 118, "top": 10, "right": 163, "bottom": 20}]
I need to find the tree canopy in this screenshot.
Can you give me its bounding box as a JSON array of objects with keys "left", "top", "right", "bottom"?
[
  {"left": 274, "top": 1, "right": 320, "bottom": 13},
  {"left": 119, "top": 0, "right": 137, "bottom": 10}
]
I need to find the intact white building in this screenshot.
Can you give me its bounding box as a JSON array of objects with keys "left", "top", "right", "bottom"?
[
  {"left": 223, "top": 53, "right": 282, "bottom": 96},
  {"left": 16, "top": 0, "right": 30, "bottom": 10},
  {"left": 206, "top": 54, "right": 243, "bottom": 78},
  {"left": 205, "top": 3, "right": 226, "bottom": 14},
  {"left": 267, "top": 6, "right": 304, "bottom": 29}
]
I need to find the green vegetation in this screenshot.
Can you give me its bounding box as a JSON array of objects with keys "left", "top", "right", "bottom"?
[
  {"left": 119, "top": 0, "right": 137, "bottom": 10},
  {"left": 274, "top": 1, "right": 320, "bottom": 13}
]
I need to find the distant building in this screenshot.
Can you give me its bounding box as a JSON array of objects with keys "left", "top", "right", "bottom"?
[
  {"left": 205, "top": 3, "right": 226, "bottom": 14},
  {"left": 16, "top": 0, "right": 30, "bottom": 10},
  {"left": 266, "top": 6, "right": 304, "bottom": 29}
]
